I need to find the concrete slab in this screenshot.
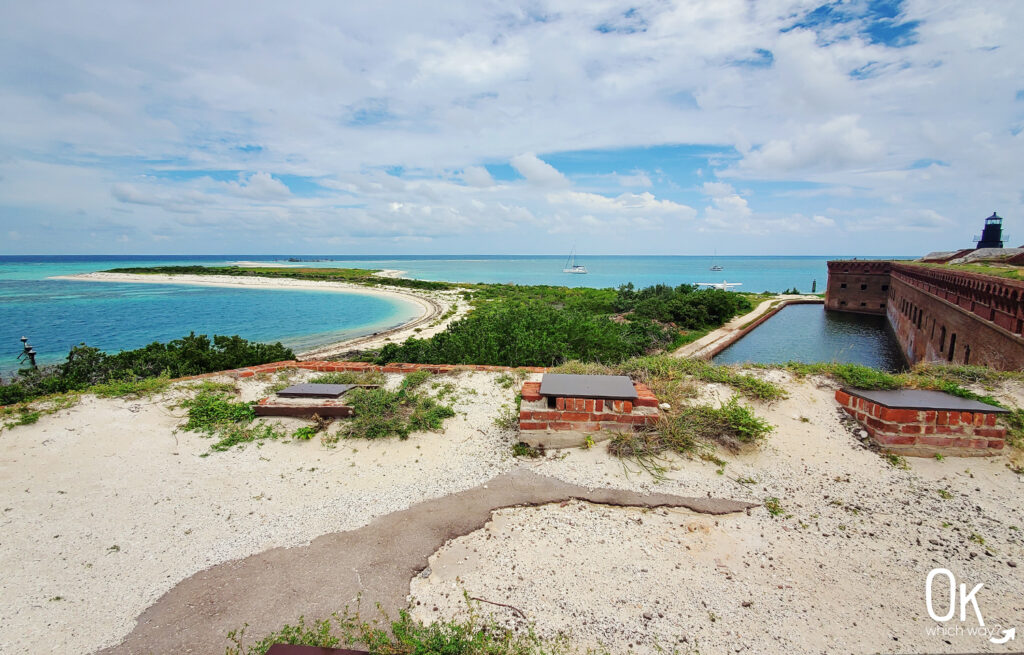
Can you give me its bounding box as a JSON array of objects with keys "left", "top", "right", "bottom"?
[{"left": 97, "top": 469, "right": 756, "bottom": 655}]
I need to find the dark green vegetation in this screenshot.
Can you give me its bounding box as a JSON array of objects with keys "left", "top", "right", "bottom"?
[
  {"left": 0, "top": 333, "right": 293, "bottom": 406},
  {"left": 101, "top": 267, "right": 754, "bottom": 368},
  {"left": 377, "top": 284, "right": 752, "bottom": 367},
  {"left": 225, "top": 607, "right": 580, "bottom": 655},
  {"left": 107, "top": 265, "right": 453, "bottom": 291}
]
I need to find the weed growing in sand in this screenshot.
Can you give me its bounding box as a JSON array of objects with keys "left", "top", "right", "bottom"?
[
  {"left": 609, "top": 399, "right": 772, "bottom": 477},
  {"left": 177, "top": 390, "right": 288, "bottom": 451},
  {"left": 90, "top": 374, "right": 171, "bottom": 398},
  {"left": 1003, "top": 408, "right": 1024, "bottom": 449},
  {"left": 494, "top": 404, "right": 520, "bottom": 431},
  {"left": 512, "top": 441, "right": 545, "bottom": 458},
  {"left": 292, "top": 426, "right": 318, "bottom": 441},
  {"left": 225, "top": 604, "right": 583, "bottom": 655},
  {"left": 309, "top": 370, "right": 386, "bottom": 386},
  {"left": 764, "top": 497, "right": 784, "bottom": 517},
  {"left": 883, "top": 453, "right": 910, "bottom": 470},
  {"left": 339, "top": 384, "right": 454, "bottom": 441},
  {"left": 11, "top": 410, "right": 40, "bottom": 426},
  {"left": 938, "top": 488, "right": 953, "bottom": 499}
]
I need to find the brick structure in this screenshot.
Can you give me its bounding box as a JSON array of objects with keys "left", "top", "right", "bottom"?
[
  {"left": 825, "top": 260, "right": 892, "bottom": 315},
  {"left": 518, "top": 380, "right": 659, "bottom": 448},
  {"left": 835, "top": 388, "right": 1008, "bottom": 457},
  {"left": 826, "top": 261, "right": 1024, "bottom": 370}
]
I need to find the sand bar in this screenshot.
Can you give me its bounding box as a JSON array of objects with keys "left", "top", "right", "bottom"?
[{"left": 51, "top": 272, "right": 468, "bottom": 358}]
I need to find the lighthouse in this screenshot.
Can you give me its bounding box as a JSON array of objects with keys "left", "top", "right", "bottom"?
[{"left": 974, "top": 212, "right": 1004, "bottom": 249}]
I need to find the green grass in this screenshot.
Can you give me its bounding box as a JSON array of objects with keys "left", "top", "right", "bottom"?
[
  {"left": 909, "top": 261, "right": 1024, "bottom": 281},
  {"left": 764, "top": 497, "right": 784, "bottom": 517},
  {"left": 309, "top": 370, "right": 387, "bottom": 386},
  {"left": 90, "top": 375, "right": 172, "bottom": 398},
  {"left": 780, "top": 361, "right": 1010, "bottom": 408},
  {"left": 225, "top": 607, "right": 583, "bottom": 655}
]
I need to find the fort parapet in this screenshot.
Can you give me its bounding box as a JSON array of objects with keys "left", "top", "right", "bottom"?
[{"left": 826, "top": 261, "right": 1024, "bottom": 370}]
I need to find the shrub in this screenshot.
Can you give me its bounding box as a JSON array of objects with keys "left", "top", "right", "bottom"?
[
  {"left": 377, "top": 301, "right": 673, "bottom": 367},
  {"left": 1, "top": 333, "right": 293, "bottom": 406}
]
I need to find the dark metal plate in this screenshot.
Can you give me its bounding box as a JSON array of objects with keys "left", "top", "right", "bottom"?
[
  {"left": 539, "top": 374, "right": 637, "bottom": 400},
  {"left": 844, "top": 388, "right": 1009, "bottom": 413},
  {"left": 276, "top": 383, "right": 355, "bottom": 398},
  {"left": 267, "top": 645, "right": 368, "bottom": 655}
]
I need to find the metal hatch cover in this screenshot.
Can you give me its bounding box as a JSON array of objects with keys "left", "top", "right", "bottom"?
[
  {"left": 276, "top": 383, "right": 356, "bottom": 399},
  {"left": 539, "top": 374, "right": 637, "bottom": 400}
]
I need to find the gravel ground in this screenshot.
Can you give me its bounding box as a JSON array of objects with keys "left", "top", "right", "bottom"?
[
  {"left": 0, "top": 369, "right": 521, "bottom": 654},
  {"left": 410, "top": 372, "right": 1024, "bottom": 654}
]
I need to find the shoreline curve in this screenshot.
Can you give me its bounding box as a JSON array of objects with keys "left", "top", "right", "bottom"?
[{"left": 51, "top": 272, "right": 462, "bottom": 358}]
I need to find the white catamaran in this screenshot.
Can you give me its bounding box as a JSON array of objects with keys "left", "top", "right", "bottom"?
[{"left": 562, "top": 247, "right": 588, "bottom": 274}]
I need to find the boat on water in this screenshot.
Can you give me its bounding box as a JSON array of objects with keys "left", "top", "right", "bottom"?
[
  {"left": 562, "top": 247, "right": 588, "bottom": 274},
  {"left": 696, "top": 280, "right": 742, "bottom": 290},
  {"left": 710, "top": 249, "right": 723, "bottom": 271}
]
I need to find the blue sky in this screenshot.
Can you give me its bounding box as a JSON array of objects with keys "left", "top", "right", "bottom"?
[{"left": 1, "top": 1, "right": 1022, "bottom": 255}]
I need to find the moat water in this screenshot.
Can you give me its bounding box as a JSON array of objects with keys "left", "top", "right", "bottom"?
[{"left": 713, "top": 303, "right": 906, "bottom": 372}]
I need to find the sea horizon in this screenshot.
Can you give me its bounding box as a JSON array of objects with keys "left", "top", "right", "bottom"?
[{"left": 1, "top": 253, "right": 911, "bottom": 374}]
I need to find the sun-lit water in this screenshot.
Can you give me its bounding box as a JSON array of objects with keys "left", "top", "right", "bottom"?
[
  {"left": 713, "top": 303, "right": 906, "bottom": 371},
  {"left": 1, "top": 254, "right": 909, "bottom": 375}
]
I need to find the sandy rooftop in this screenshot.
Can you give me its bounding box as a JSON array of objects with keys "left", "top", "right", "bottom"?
[{"left": 0, "top": 368, "right": 1022, "bottom": 654}]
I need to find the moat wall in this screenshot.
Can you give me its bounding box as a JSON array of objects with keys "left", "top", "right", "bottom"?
[{"left": 826, "top": 261, "right": 1024, "bottom": 370}]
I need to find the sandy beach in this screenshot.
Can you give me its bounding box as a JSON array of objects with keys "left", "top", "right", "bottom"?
[
  {"left": 51, "top": 272, "right": 469, "bottom": 359},
  {"left": 0, "top": 367, "right": 1021, "bottom": 654}
]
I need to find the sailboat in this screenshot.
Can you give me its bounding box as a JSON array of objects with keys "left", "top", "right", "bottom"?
[
  {"left": 562, "top": 247, "right": 588, "bottom": 274},
  {"left": 709, "top": 249, "right": 723, "bottom": 271}
]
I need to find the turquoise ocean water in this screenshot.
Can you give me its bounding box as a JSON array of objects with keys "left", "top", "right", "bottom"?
[{"left": 0, "top": 254, "right": 903, "bottom": 375}]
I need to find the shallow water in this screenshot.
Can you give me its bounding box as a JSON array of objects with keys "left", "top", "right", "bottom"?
[{"left": 713, "top": 303, "right": 906, "bottom": 371}]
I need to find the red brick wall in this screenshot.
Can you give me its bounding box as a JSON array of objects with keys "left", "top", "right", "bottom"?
[
  {"left": 824, "top": 261, "right": 892, "bottom": 315},
  {"left": 888, "top": 274, "right": 1024, "bottom": 370},
  {"left": 518, "top": 381, "right": 659, "bottom": 433},
  {"left": 825, "top": 261, "right": 1024, "bottom": 370},
  {"left": 835, "top": 389, "right": 1006, "bottom": 457}
]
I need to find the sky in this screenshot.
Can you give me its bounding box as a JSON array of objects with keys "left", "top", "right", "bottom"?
[{"left": 1, "top": 0, "right": 1022, "bottom": 256}]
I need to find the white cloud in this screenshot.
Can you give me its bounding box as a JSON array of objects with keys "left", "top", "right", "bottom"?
[
  {"left": 460, "top": 166, "right": 494, "bottom": 187},
  {"left": 221, "top": 172, "right": 291, "bottom": 200},
  {"left": 548, "top": 190, "right": 696, "bottom": 220},
  {"left": 0, "top": 1, "right": 1022, "bottom": 253},
  {"left": 732, "top": 115, "right": 885, "bottom": 175},
  {"left": 510, "top": 153, "right": 570, "bottom": 187}
]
